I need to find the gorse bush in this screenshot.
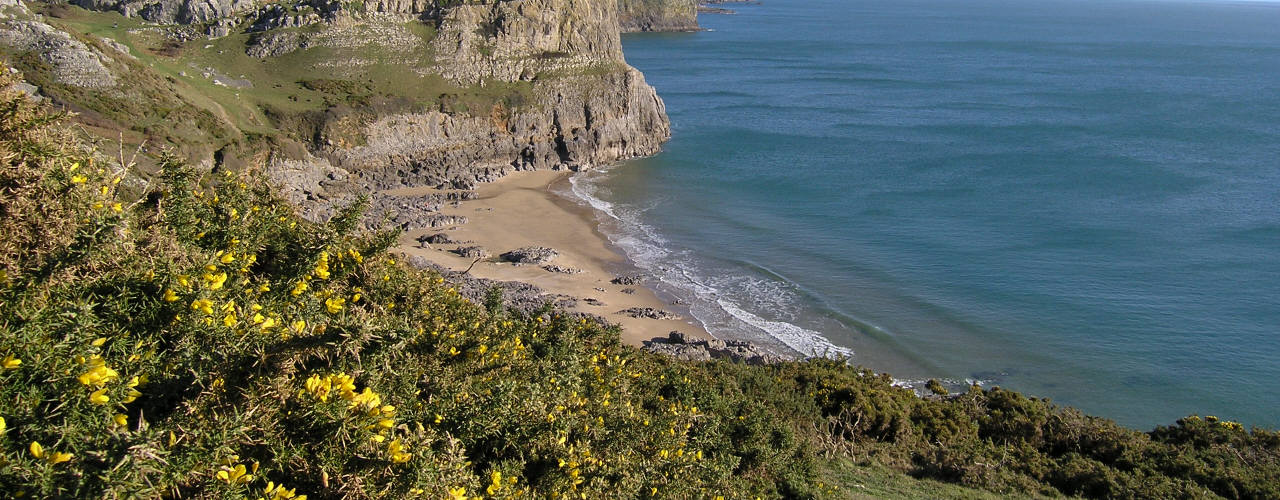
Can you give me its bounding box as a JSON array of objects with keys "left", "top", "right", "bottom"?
[{"left": 1, "top": 72, "right": 1278, "bottom": 499}]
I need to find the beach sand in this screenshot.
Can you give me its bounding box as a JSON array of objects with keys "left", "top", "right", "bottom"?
[{"left": 394, "top": 170, "right": 711, "bottom": 346}]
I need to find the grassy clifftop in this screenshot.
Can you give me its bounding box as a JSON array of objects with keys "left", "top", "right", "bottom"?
[{"left": 2, "top": 76, "right": 1279, "bottom": 498}]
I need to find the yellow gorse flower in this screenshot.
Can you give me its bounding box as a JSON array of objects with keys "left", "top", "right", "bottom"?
[
  {"left": 261, "top": 481, "right": 307, "bottom": 500},
  {"left": 123, "top": 376, "right": 143, "bottom": 403},
  {"left": 28, "top": 441, "right": 73, "bottom": 465},
  {"left": 486, "top": 471, "right": 503, "bottom": 495},
  {"left": 191, "top": 299, "right": 214, "bottom": 316},
  {"left": 216, "top": 463, "right": 253, "bottom": 485},
  {"left": 314, "top": 252, "right": 331, "bottom": 280},
  {"left": 387, "top": 439, "right": 412, "bottom": 463},
  {"left": 304, "top": 374, "right": 332, "bottom": 402},
  {"left": 77, "top": 356, "right": 119, "bottom": 387},
  {"left": 203, "top": 271, "right": 228, "bottom": 290},
  {"left": 89, "top": 388, "right": 110, "bottom": 405},
  {"left": 325, "top": 297, "right": 345, "bottom": 314},
  {"left": 2, "top": 354, "right": 20, "bottom": 370}
]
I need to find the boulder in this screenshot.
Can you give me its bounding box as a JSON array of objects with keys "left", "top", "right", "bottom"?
[{"left": 501, "top": 246, "right": 558, "bottom": 264}]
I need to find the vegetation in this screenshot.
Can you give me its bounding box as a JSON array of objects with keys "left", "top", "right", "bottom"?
[{"left": 2, "top": 74, "right": 1279, "bottom": 499}]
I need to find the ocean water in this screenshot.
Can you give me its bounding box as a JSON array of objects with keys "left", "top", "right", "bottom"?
[{"left": 573, "top": 0, "right": 1280, "bottom": 428}]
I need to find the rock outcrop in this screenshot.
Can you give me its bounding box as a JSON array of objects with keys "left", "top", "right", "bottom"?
[
  {"left": 71, "top": 0, "right": 257, "bottom": 24},
  {"left": 643, "top": 331, "right": 785, "bottom": 364},
  {"left": 617, "top": 0, "right": 698, "bottom": 32},
  {"left": 0, "top": 15, "right": 115, "bottom": 88}
]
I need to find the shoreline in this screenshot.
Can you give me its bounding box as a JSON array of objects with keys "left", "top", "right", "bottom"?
[{"left": 393, "top": 169, "right": 713, "bottom": 347}]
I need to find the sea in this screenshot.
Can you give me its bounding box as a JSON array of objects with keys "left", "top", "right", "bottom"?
[{"left": 567, "top": 0, "right": 1280, "bottom": 429}]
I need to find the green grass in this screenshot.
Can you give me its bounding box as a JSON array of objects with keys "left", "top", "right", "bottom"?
[{"left": 821, "top": 461, "right": 1046, "bottom": 500}]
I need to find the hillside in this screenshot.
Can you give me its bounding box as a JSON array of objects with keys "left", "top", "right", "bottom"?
[{"left": 2, "top": 70, "right": 1280, "bottom": 498}]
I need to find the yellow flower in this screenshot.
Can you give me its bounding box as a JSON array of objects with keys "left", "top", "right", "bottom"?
[
  {"left": 216, "top": 463, "right": 252, "bottom": 485},
  {"left": 448, "top": 487, "right": 468, "bottom": 500},
  {"left": 48, "top": 451, "right": 73, "bottom": 464},
  {"left": 203, "top": 272, "right": 228, "bottom": 290},
  {"left": 29, "top": 441, "right": 43, "bottom": 459},
  {"left": 177, "top": 274, "right": 191, "bottom": 288},
  {"left": 329, "top": 373, "right": 356, "bottom": 396},
  {"left": 486, "top": 471, "right": 502, "bottom": 495},
  {"left": 2, "top": 354, "right": 20, "bottom": 370},
  {"left": 191, "top": 299, "right": 214, "bottom": 315},
  {"left": 325, "top": 297, "right": 345, "bottom": 314},
  {"left": 263, "top": 481, "right": 306, "bottom": 500},
  {"left": 291, "top": 320, "right": 306, "bottom": 334},
  {"left": 0, "top": 416, "right": 6, "bottom": 433},
  {"left": 71, "top": 174, "right": 87, "bottom": 184},
  {"left": 77, "top": 360, "right": 119, "bottom": 387},
  {"left": 219, "top": 251, "right": 236, "bottom": 264},
  {"left": 314, "top": 252, "right": 331, "bottom": 280},
  {"left": 260, "top": 316, "right": 277, "bottom": 331},
  {"left": 89, "top": 388, "right": 110, "bottom": 405},
  {"left": 291, "top": 281, "right": 308, "bottom": 296},
  {"left": 111, "top": 202, "right": 123, "bottom": 213},
  {"left": 223, "top": 312, "right": 238, "bottom": 328},
  {"left": 305, "top": 375, "right": 331, "bottom": 402},
  {"left": 113, "top": 414, "right": 128, "bottom": 428},
  {"left": 387, "top": 439, "right": 412, "bottom": 463},
  {"left": 346, "top": 387, "right": 382, "bottom": 412}
]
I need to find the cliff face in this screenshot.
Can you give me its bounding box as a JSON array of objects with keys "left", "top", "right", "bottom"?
[
  {"left": 0, "top": 0, "right": 670, "bottom": 220},
  {"left": 334, "top": 0, "right": 668, "bottom": 191},
  {"left": 617, "top": 0, "right": 698, "bottom": 32}
]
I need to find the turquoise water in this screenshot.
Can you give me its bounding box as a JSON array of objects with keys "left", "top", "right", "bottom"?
[{"left": 578, "top": 0, "right": 1280, "bottom": 428}]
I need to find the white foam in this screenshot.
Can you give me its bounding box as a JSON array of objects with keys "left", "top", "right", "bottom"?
[
  {"left": 717, "top": 300, "right": 853, "bottom": 359},
  {"left": 566, "top": 169, "right": 855, "bottom": 360}
]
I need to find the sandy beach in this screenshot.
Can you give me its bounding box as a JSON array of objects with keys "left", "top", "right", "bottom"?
[{"left": 393, "top": 169, "right": 711, "bottom": 346}]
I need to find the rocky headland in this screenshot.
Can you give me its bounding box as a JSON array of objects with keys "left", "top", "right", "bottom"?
[{"left": 617, "top": 0, "right": 698, "bottom": 32}]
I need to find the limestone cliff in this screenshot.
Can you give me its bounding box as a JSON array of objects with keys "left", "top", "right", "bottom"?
[
  {"left": 617, "top": 0, "right": 698, "bottom": 32},
  {"left": 0, "top": 0, "right": 670, "bottom": 221}
]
